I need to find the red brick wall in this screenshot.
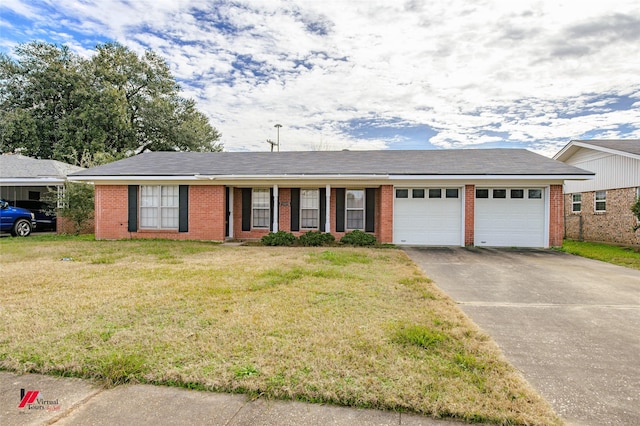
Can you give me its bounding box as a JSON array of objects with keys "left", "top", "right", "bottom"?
[
  {"left": 549, "top": 184, "right": 563, "bottom": 247},
  {"left": 95, "top": 185, "right": 128, "bottom": 239},
  {"left": 188, "top": 186, "right": 226, "bottom": 240},
  {"left": 564, "top": 187, "right": 640, "bottom": 246},
  {"left": 94, "top": 185, "right": 225, "bottom": 241},
  {"left": 377, "top": 185, "right": 393, "bottom": 243},
  {"left": 464, "top": 185, "right": 475, "bottom": 246},
  {"left": 278, "top": 188, "right": 291, "bottom": 232},
  {"left": 56, "top": 216, "right": 94, "bottom": 235}
]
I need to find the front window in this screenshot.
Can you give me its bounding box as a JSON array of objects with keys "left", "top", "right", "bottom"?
[
  {"left": 595, "top": 191, "right": 606, "bottom": 212},
  {"left": 300, "top": 189, "right": 319, "bottom": 229},
  {"left": 346, "top": 189, "right": 364, "bottom": 230},
  {"left": 572, "top": 194, "right": 582, "bottom": 212},
  {"left": 252, "top": 188, "right": 270, "bottom": 228},
  {"left": 140, "top": 185, "right": 179, "bottom": 229}
]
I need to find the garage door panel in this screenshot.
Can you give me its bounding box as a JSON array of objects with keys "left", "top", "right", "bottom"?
[
  {"left": 394, "top": 192, "right": 462, "bottom": 246},
  {"left": 475, "top": 190, "right": 545, "bottom": 248}
]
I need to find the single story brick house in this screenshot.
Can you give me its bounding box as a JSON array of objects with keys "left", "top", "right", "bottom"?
[
  {"left": 69, "top": 149, "right": 593, "bottom": 247},
  {"left": 554, "top": 140, "right": 640, "bottom": 246}
]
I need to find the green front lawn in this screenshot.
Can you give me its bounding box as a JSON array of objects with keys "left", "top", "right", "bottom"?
[
  {"left": 0, "top": 236, "right": 559, "bottom": 425},
  {"left": 558, "top": 240, "right": 640, "bottom": 270}
]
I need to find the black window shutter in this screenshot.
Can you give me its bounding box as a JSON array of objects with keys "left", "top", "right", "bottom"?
[
  {"left": 365, "top": 188, "right": 375, "bottom": 232},
  {"left": 335, "top": 188, "right": 345, "bottom": 232},
  {"left": 128, "top": 185, "right": 138, "bottom": 232},
  {"left": 179, "top": 185, "right": 189, "bottom": 232},
  {"left": 319, "top": 188, "right": 326, "bottom": 232},
  {"left": 290, "top": 188, "right": 300, "bottom": 232},
  {"left": 270, "top": 188, "right": 274, "bottom": 231},
  {"left": 241, "top": 188, "right": 251, "bottom": 231}
]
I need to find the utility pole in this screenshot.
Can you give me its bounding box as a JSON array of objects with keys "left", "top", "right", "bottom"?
[{"left": 274, "top": 124, "right": 282, "bottom": 152}]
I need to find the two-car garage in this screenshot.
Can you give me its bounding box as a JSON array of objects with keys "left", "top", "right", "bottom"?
[{"left": 393, "top": 186, "right": 547, "bottom": 247}]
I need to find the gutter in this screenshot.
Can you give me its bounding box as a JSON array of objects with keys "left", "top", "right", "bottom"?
[{"left": 67, "top": 173, "right": 594, "bottom": 183}]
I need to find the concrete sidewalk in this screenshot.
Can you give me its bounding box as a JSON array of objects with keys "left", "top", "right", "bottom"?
[{"left": 1, "top": 371, "right": 465, "bottom": 426}]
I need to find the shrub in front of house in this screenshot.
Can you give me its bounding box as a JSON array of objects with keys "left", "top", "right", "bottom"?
[
  {"left": 299, "top": 231, "right": 336, "bottom": 247},
  {"left": 261, "top": 231, "right": 297, "bottom": 246},
  {"left": 340, "top": 230, "right": 377, "bottom": 246}
]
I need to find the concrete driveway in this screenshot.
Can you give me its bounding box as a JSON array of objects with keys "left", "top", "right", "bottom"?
[{"left": 404, "top": 247, "right": 640, "bottom": 426}]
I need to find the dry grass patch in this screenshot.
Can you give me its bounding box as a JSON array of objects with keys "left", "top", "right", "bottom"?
[{"left": 0, "top": 237, "right": 559, "bottom": 425}]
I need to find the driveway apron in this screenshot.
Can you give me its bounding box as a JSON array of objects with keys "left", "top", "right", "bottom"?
[{"left": 404, "top": 247, "right": 640, "bottom": 426}]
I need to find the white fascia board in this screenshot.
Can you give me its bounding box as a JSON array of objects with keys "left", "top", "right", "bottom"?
[{"left": 389, "top": 174, "right": 593, "bottom": 180}]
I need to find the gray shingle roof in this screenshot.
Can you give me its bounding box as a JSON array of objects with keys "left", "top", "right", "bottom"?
[
  {"left": 573, "top": 140, "right": 640, "bottom": 156},
  {"left": 0, "top": 154, "right": 84, "bottom": 179},
  {"left": 71, "top": 149, "right": 592, "bottom": 177}
]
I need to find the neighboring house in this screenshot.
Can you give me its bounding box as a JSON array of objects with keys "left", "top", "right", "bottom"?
[
  {"left": 69, "top": 149, "right": 592, "bottom": 248},
  {"left": 0, "top": 154, "right": 85, "bottom": 232},
  {"left": 554, "top": 140, "right": 640, "bottom": 246}
]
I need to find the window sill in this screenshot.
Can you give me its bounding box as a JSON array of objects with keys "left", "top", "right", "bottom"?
[{"left": 137, "top": 229, "right": 179, "bottom": 233}]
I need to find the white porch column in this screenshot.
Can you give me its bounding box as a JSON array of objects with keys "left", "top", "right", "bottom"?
[
  {"left": 325, "top": 184, "right": 331, "bottom": 233},
  {"left": 272, "top": 184, "right": 279, "bottom": 232}
]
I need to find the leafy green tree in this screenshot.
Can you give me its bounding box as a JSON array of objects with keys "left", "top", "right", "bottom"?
[
  {"left": 632, "top": 197, "right": 640, "bottom": 232},
  {"left": 1, "top": 41, "right": 222, "bottom": 165},
  {"left": 57, "top": 182, "right": 95, "bottom": 235},
  {"left": 0, "top": 42, "right": 90, "bottom": 161}
]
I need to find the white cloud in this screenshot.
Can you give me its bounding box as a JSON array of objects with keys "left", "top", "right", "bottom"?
[{"left": 2, "top": 0, "right": 639, "bottom": 155}]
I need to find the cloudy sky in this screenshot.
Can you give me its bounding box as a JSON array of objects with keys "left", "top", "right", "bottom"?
[{"left": 1, "top": 0, "right": 639, "bottom": 156}]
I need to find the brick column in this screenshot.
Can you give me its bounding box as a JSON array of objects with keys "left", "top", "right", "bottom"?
[
  {"left": 464, "top": 185, "right": 475, "bottom": 246},
  {"left": 378, "top": 185, "right": 394, "bottom": 243},
  {"left": 278, "top": 188, "right": 291, "bottom": 232},
  {"left": 548, "top": 184, "right": 563, "bottom": 247}
]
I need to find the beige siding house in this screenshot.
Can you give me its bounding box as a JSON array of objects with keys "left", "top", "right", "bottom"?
[{"left": 554, "top": 140, "right": 640, "bottom": 246}]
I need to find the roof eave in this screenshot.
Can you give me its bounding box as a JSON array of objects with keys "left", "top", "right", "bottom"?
[
  {"left": 69, "top": 173, "right": 594, "bottom": 183},
  {"left": 0, "top": 177, "right": 66, "bottom": 185},
  {"left": 390, "top": 174, "right": 594, "bottom": 180},
  {"left": 554, "top": 140, "right": 640, "bottom": 161}
]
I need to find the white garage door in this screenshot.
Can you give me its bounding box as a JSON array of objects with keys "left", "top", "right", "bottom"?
[
  {"left": 475, "top": 188, "right": 546, "bottom": 247},
  {"left": 394, "top": 188, "right": 463, "bottom": 245}
]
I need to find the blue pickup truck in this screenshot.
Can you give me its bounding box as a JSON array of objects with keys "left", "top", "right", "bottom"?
[{"left": 0, "top": 199, "right": 36, "bottom": 236}]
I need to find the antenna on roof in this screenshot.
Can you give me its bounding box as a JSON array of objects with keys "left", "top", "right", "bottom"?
[{"left": 266, "top": 139, "right": 277, "bottom": 152}]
